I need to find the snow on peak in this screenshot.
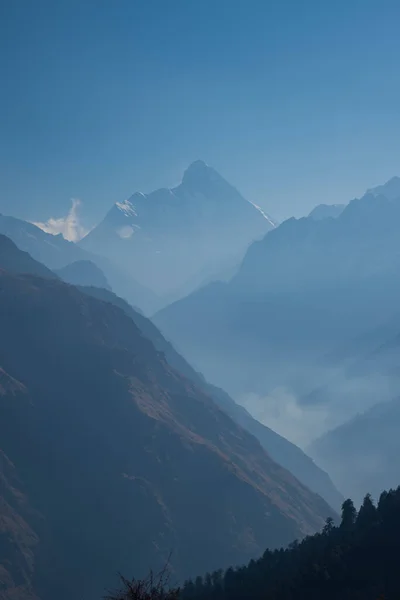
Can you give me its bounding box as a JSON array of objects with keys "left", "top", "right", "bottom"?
[
  {"left": 250, "top": 202, "right": 277, "bottom": 228},
  {"left": 115, "top": 200, "right": 137, "bottom": 217}
]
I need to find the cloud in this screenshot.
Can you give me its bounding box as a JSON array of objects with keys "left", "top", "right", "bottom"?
[
  {"left": 239, "top": 387, "right": 330, "bottom": 449},
  {"left": 237, "top": 368, "right": 398, "bottom": 450},
  {"left": 34, "top": 199, "right": 88, "bottom": 242}
]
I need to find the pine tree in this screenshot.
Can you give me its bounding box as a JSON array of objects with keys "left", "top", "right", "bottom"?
[
  {"left": 340, "top": 498, "right": 357, "bottom": 531},
  {"left": 357, "top": 493, "right": 377, "bottom": 529}
]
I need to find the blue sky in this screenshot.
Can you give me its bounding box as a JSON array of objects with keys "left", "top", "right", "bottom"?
[{"left": 1, "top": 0, "right": 400, "bottom": 230}]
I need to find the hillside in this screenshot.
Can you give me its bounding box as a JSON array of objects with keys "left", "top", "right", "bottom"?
[
  {"left": 0, "top": 271, "right": 333, "bottom": 600},
  {"left": 0, "top": 234, "right": 56, "bottom": 280},
  {"left": 0, "top": 234, "right": 341, "bottom": 509},
  {"left": 82, "top": 285, "right": 342, "bottom": 510}
]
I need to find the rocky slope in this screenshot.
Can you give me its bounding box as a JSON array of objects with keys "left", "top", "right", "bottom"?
[{"left": 0, "top": 270, "right": 333, "bottom": 600}]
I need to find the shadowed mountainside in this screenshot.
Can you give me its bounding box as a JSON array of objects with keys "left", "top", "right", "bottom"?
[
  {"left": 83, "top": 285, "right": 343, "bottom": 510},
  {"left": 0, "top": 232, "right": 341, "bottom": 510},
  {"left": 0, "top": 270, "right": 334, "bottom": 600}
]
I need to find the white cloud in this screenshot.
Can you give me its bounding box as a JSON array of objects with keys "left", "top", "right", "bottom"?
[
  {"left": 34, "top": 199, "right": 88, "bottom": 242},
  {"left": 238, "top": 369, "right": 396, "bottom": 449}
]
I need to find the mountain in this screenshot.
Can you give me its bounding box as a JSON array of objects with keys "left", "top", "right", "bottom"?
[
  {"left": 0, "top": 214, "right": 86, "bottom": 268},
  {"left": 0, "top": 234, "right": 56, "bottom": 280},
  {"left": 80, "top": 161, "right": 275, "bottom": 299},
  {"left": 154, "top": 177, "right": 400, "bottom": 441},
  {"left": 367, "top": 174, "right": 400, "bottom": 200},
  {"left": 80, "top": 286, "right": 343, "bottom": 510},
  {"left": 0, "top": 269, "right": 334, "bottom": 600},
  {"left": 308, "top": 203, "right": 346, "bottom": 220},
  {"left": 298, "top": 312, "right": 400, "bottom": 429},
  {"left": 0, "top": 234, "right": 341, "bottom": 508},
  {"left": 0, "top": 214, "right": 159, "bottom": 313},
  {"left": 309, "top": 397, "right": 400, "bottom": 503},
  {"left": 307, "top": 316, "right": 400, "bottom": 501},
  {"left": 56, "top": 260, "right": 111, "bottom": 290}
]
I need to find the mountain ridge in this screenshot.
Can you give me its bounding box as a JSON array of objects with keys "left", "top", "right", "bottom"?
[
  {"left": 80, "top": 161, "right": 275, "bottom": 299},
  {"left": 56, "top": 260, "right": 111, "bottom": 290},
  {"left": 0, "top": 232, "right": 341, "bottom": 509},
  {"left": 0, "top": 268, "right": 334, "bottom": 600},
  {"left": 81, "top": 285, "right": 342, "bottom": 509},
  {"left": 154, "top": 175, "right": 400, "bottom": 441},
  {"left": 0, "top": 213, "right": 159, "bottom": 314}
]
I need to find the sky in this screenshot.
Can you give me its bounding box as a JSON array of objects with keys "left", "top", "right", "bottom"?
[{"left": 1, "top": 0, "right": 400, "bottom": 233}]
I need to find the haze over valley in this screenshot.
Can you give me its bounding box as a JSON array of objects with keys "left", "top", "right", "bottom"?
[{"left": 2, "top": 2, "right": 400, "bottom": 599}]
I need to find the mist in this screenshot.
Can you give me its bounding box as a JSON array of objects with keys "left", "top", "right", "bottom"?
[{"left": 238, "top": 369, "right": 399, "bottom": 449}]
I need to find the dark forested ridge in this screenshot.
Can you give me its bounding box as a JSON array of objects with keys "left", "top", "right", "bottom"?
[{"left": 178, "top": 488, "right": 400, "bottom": 600}]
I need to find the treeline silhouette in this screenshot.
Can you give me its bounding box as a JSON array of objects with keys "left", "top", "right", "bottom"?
[
  {"left": 178, "top": 487, "right": 400, "bottom": 600},
  {"left": 112, "top": 487, "right": 400, "bottom": 600}
]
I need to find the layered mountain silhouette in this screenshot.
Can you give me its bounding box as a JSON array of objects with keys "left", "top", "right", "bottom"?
[
  {"left": 154, "top": 177, "right": 400, "bottom": 413},
  {"left": 0, "top": 214, "right": 159, "bottom": 313},
  {"left": 56, "top": 260, "right": 111, "bottom": 290},
  {"left": 309, "top": 396, "right": 400, "bottom": 503},
  {"left": 0, "top": 233, "right": 57, "bottom": 280},
  {"left": 0, "top": 233, "right": 342, "bottom": 509},
  {"left": 81, "top": 285, "right": 343, "bottom": 510},
  {"left": 308, "top": 203, "right": 346, "bottom": 220},
  {"left": 298, "top": 310, "right": 400, "bottom": 432},
  {"left": 0, "top": 246, "right": 334, "bottom": 600},
  {"left": 80, "top": 160, "right": 275, "bottom": 299},
  {"left": 307, "top": 315, "right": 400, "bottom": 500}
]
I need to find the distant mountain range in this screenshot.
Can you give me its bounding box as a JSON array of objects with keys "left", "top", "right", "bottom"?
[
  {"left": 305, "top": 309, "right": 400, "bottom": 500},
  {"left": 309, "top": 395, "right": 400, "bottom": 503},
  {"left": 0, "top": 233, "right": 56, "bottom": 280},
  {"left": 80, "top": 160, "right": 275, "bottom": 299},
  {"left": 0, "top": 235, "right": 335, "bottom": 600},
  {"left": 3, "top": 167, "right": 400, "bottom": 599},
  {"left": 56, "top": 259, "right": 111, "bottom": 290},
  {"left": 0, "top": 213, "right": 159, "bottom": 314},
  {"left": 308, "top": 203, "right": 346, "bottom": 220},
  {"left": 154, "top": 175, "right": 400, "bottom": 441},
  {"left": 81, "top": 284, "right": 343, "bottom": 511},
  {"left": 0, "top": 232, "right": 342, "bottom": 510}
]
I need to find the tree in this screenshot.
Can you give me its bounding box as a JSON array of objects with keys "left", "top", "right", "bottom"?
[
  {"left": 340, "top": 498, "right": 357, "bottom": 531},
  {"left": 105, "top": 569, "right": 180, "bottom": 600},
  {"left": 357, "top": 493, "right": 377, "bottom": 529},
  {"left": 323, "top": 516, "right": 335, "bottom": 535}
]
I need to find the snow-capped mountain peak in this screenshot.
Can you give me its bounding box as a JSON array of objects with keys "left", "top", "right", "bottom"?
[
  {"left": 115, "top": 199, "right": 137, "bottom": 217},
  {"left": 80, "top": 161, "right": 275, "bottom": 298}
]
